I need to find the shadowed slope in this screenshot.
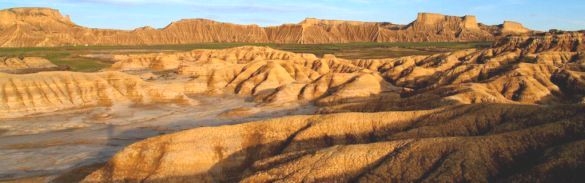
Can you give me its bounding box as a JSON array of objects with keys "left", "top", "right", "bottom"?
[
  {"left": 82, "top": 104, "right": 585, "bottom": 182},
  {"left": 80, "top": 32, "right": 585, "bottom": 183}
]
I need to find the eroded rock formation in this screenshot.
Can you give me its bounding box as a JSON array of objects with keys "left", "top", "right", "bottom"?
[
  {"left": 1, "top": 28, "right": 583, "bottom": 182},
  {"left": 0, "top": 71, "right": 192, "bottom": 118},
  {"left": 3, "top": 32, "right": 583, "bottom": 118},
  {"left": 0, "top": 57, "right": 60, "bottom": 73},
  {"left": 0, "top": 8, "right": 533, "bottom": 47},
  {"left": 104, "top": 46, "right": 399, "bottom": 108},
  {"left": 80, "top": 32, "right": 585, "bottom": 182},
  {"left": 83, "top": 104, "right": 585, "bottom": 182},
  {"left": 100, "top": 32, "right": 585, "bottom": 111}
]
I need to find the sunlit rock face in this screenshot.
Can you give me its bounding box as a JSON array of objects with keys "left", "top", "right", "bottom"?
[
  {"left": 3, "top": 32, "right": 583, "bottom": 119},
  {"left": 0, "top": 8, "right": 532, "bottom": 47},
  {"left": 104, "top": 46, "right": 398, "bottom": 107},
  {"left": 82, "top": 32, "right": 585, "bottom": 182},
  {"left": 83, "top": 104, "right": 585, "bottom": 182},
  {"left": 0, "top": 71, "right": 192, "bottom": 118},
  {"left": 103, "top": 32, "right": 585, "bottom": 109},
  {"left": 0, "top": 57, "right": 60, "bottom": 73}
]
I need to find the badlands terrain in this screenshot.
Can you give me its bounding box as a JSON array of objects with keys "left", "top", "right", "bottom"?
[
  {"left": 0, "top": 7, "right": 584, "bottom": 183},
  {"left": 0, "top": 8, "right": 531, "bottom": 47}
]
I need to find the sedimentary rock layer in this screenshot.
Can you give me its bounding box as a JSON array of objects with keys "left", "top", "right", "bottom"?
[
  {"left": 105, "top": 46, "right": 399, "bottom": 107},
  {"left": 0, "top": 57, "right": 60, "bottom": 73},
  {"left": 3, "top": 32, "right": 582, "bottom": 119},
  {"left": 0, "top": 71, "right": 191, "bottom": 118},
  {"left": 0, "top": 8, "right": 532, "bottom": 47},
  {"left": 103, "top": 32, "right": 585, "bottom": 111},
  {"left": 83, "top": 104, "right": 585, "bottom": 182},
  {"left": 80, "top": 32, "right": 585, "bottom": 182}
]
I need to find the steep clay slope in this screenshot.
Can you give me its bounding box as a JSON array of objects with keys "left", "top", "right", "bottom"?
[
  {"left": 0, "top": 46, "right": 396, "bottom": 119},
  {"left": 81, "top": 32, "right": 585, "bottom": 182},
  {"left": 83, "top": 104, "right": 585, "bottom": 182},
  {"left": 103, "top": 32, "right": 585, "bottom": 111},
  {"left": 376, "top": 13, "right": 495, "bottom": 42},
  {"left": 0, "top": 8, "right": 532, "bottom": 47},
  {"left": 0, "top": 56, "right": 60, "bottom": 73},
  {"left": 0, "top": 8, "right": 269, "bottom": 47},
  {"left": 0, "top": 71, "right": 191, "bottom": 118},
  {"left": 105, "top": 46, "right": 398, "bottom": 107},
  {"left": 4, "top": 32, "right": 578, "bottom": 119},
  {"left": 320, "top": 32, "right": 585, "bottom": 112}
]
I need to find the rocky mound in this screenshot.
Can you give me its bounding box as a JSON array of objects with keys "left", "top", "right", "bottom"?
[
  {"left": 83, "top": 104, "right": 585, "bottom": 182},
  {"left": 105, "top": 46, "right": 399, "bottom": 108},
  {"left": 77, "top": 32, "right": 585, "bottom": 182},
  {"left": 0, "top": 8, "right": 532, "bottom": 47},
  {"left": 0, "top": 56, "right": 61, "bottom": 73},
  {"left": 319, "top": 32, "right": 585, "bottom": 112},
  {"left": 3, "top": 32, "right": 582, "bottom": 118},
  {"left": 0, "top": 71, "right": 192, "bottom": 118},
  {"left": 102, "top": 32, "right": 585, "bottom": 112}
]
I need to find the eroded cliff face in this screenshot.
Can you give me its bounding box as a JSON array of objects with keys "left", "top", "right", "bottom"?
[
  {"left": 0, "top": 57, "right": 60, "bottom": 73},
  {"left": 0, "top": 71, "right": 191, "bottom": 118},
  {"left": 1, "top": 30, "right": 583, "bottom": 182},
  {"left": 83, "top": 104, "right": 585, "bottom": 183},
  {"left": 101, "top": 32, "right": 585, "bottom": 111},
  {"left": 0, "top": 8, "right": 533, "bottom": 47},
  {"left": 79, "top": 32, "right": 585, "bottom": 183},
  {"left": 104, "top": 46, "right": 399, "bottom": 108},
  {"left": 320, "top": 32, "right": 585, "bottom": 112},
  {"left": 4, "top": 32, "right": 582, "bottom": 119}
]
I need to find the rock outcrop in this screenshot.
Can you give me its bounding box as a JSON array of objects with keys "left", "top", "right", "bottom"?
[
  {"left": 83, "top": 104, "right": 585, "bottom": 182},
  {"left": 0, "top": 71, "right": 191, "bottom": 118},
  {"left": 501, "top": 21, "right": 531, "bottom": 34},
  {"left": 79, "top": 32, "right": 585, "bottom": 182},
  {"left": 105, "top": 46, "right": 399, "bottom": 107},
  {"left": 0, "top": 57, "right": 60, "bottom": 73},
  {"left": 318, "top": 32, "right": 585, "bottom": 112},
  {"left": 101, "top": 32, "right": 584, "bottom": 111},
  {"left": 0, "top": 8, "right": 533, "bottom": 47}
]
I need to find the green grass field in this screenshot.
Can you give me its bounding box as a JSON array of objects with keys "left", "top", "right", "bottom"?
[{"left": 0, "top": 42, "right": 491, "bottom": 72}]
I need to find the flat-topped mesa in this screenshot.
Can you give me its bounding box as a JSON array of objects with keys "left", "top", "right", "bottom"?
[
  {"left": 0, "top": 7, "right": 535, "bottom": 46},
  {"left": 462, "top": 15, "right": 480, "bottom": 30},
  {"left": 299, "top": 18, "right": 372, "bottom": 28},
  {"left": 412, "top": 13, "right": 479, "bottom": 30},
  {"left": 501, "top": 21, "right": 530, "bottom": 34},
  {"left": 132, "top": 26, "right": 157, "bottom": 31},
  {"left": 167, "top": 19, "right": 224, "bottom": 26},
  {"left": 156, "top": 18, "right": 269, "bottom": 43},
  {"left": 415, "top": 13, "right": 448, "bottom": 25},
  {"left": 0, "top": 7, "right": 74, "bottom": 27}
]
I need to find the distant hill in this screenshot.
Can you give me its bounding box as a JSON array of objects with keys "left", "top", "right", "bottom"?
[{"left": 0, "top": 7, "right": 533, "bottom": 47}]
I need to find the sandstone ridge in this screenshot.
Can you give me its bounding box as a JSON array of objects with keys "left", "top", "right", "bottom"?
[
  {"left": 0, "top": 8, "right": 533, "bottom": 47},
  {"left": 102, "top": 32, "right": 585, "bottom": 111},
  {"left": 3, "top": 32, "right": 583, "bottom": 119},
  {"left": 0, "top": 56, "right": 60, "bottom": 73},
  {"left": 83, "top": 104, "right": 585, "bottom": 182},
  {"left": 0, "top": 71, "right": 192, "bottom": 118},
  {"left": 0, "top": 30, "right": 579, "bottom": 182},
  {"left": 80, "top": 32, "right": 585, "bottom": 182}
]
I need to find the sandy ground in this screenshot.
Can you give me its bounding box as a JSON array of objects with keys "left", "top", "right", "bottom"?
[{"left": 0, "top": 95, "right": 315, "bottom": 182}]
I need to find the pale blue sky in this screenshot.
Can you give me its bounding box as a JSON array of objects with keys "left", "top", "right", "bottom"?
[{"left": 1, "top": 0, "right": 583, "bottom": 31}]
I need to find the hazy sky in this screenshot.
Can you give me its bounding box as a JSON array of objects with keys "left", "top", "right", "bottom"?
[{"left": 1, "top": 0, "right": 583, "bottom": 31}]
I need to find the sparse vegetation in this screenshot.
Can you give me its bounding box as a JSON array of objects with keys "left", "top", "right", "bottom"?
[{"left": 0, "top": 42, "right": 491, "bottom": 71}]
